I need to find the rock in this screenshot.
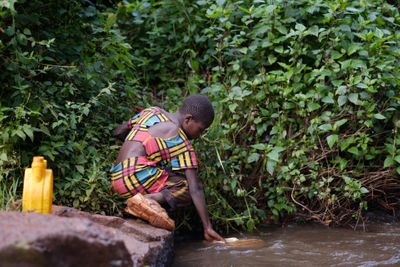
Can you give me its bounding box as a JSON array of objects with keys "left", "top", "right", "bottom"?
[
  {"left": 53, "top": 206, "right": 174, "bottom": 266},
  {"left": 0, "top": 207, "right": 174, "bottom": 267}
]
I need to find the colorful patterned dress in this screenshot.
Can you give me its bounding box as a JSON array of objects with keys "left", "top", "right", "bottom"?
[{"left": 110, "top": 107, "right": 197, "bottom": 208}]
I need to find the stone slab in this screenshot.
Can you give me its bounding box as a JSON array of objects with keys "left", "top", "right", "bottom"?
[{"left": 0, "top": 207, "right": 174, "bottom": 267}]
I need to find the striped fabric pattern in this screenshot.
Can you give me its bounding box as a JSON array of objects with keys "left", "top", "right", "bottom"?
[
  {"left": 110, "top": 156, "right": 168, "bottom": 198},
  {"left": 126, "top": 107, "right": 198, "bottom": 170}
]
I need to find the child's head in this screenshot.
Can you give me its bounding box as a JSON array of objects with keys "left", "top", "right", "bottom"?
[{"left": 179, "top": 94, "right": 214, "bottom": 139}]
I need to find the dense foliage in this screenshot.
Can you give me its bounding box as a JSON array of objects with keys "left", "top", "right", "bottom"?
[
  {"left": 1, "top": 0, "right": 399, "bottom": 232},
  {"left": 0, "top": 0, "right": 142, "bottom": 213}
]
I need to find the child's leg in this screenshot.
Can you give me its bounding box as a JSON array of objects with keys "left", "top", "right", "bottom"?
[
  {"left": 145, "top": 192, "right": 166, "bottom": 204},
  {"left": 160, "top": 175, "right": 192, "bottom": 210}
]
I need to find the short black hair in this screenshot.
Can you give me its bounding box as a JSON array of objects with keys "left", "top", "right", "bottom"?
[{"left": 179, "top": 94, "right": 214, "bottom": 127}]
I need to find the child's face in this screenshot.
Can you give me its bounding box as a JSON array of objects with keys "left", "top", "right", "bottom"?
[{"left": 183, "top": 117, "right": 207, "bottom": 139}]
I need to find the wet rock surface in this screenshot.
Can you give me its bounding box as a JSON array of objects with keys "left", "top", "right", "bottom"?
[{"left": 0, "top": 207, "right": 173, "bottom": 267}]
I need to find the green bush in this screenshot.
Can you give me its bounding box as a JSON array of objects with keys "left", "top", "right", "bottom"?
[
  {"left": 0, "top": 0, "right": 147, "bottom": 213},
  {"left": 1, "top": 0, "right": 399, "bottom": 232},
  {"left": 116, "top": 0, "right": 400, "bottom": 230}
]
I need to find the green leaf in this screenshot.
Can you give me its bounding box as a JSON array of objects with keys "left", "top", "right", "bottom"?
[
  {"left": 343, "top": 176, "right": 352, "bottom": 184},
  {"left": 347, "top": 44, "right": 360, "bottom": 55},
  {"left": 15, "top": 129, "right": 26, "bottom": 140},
  {"left": 384, "top": 156, "right": 394, "bottom": 168},
  {"left": 268, "top": 54, "right": 277, "bottom": 64},
  {"left": 348, "top": 147, "right": 359, "bottom": 156},
  {"left": 274, "top": 46, "right": 284, "bottom": 54},
  {"left": 322, "top": 95, "right": 334, "bottom": 104},
  {"left": 264, "top": 5, "right": 277, "bottom": 14},
  {"left": 267, "top": 150, "right": 279, "bottom": 161},
  {"left": 338, "top": 96, "right": 347, "bottom": 106},
  {"left": 295, "top": 23, "right": 306, "bottom": 32},
  {"left": 0, "top": 152, "right": 7, "bottom": 161},
  {"left": 336, "top": 85, "right": 347, "bottom": 95},
  {"left": 248, "top": 153, "right": 260, "bottom": 163},
  {"left": 238, "top": 48, "right": 248, "bottom": 54},
  {"left": 394, "top": 155, "right": 400, "bottom": 164},
  {"left": 363, "top": 120, "right": 373, "bottom": 128},
  {"left": 23, "top": 124, "right": 34, "bottom": 141},
  {"left": 23, "top": 28, "right": 31, "bottom": 35},
  {"left": 267, "top": 159, "right": 276, "bottom": 175},
  {"left": 331, "top": 51, "right": 344, "bottom": 60},
  {"left": 307, "top": 25, "right": 319, "bottom": 36},
  {"left": 338, "top": 158, "right": 348, "bottom": 171},
  {"left": 352, "top": 59, "right": 366, "bottom": 69},
  {"left": 274, "top": 147, "right": 286, "bottom": 153},
  {"left": 360, "top": 187, "right": 369, "bottom": 194},
  {"left": 229, "top": 103, "right": 238, "bottom": 112},
  {"left": 386, "top": 143, "right": 396, "bottom": 155},
  {"left": 73, "top": 199, "right": 80, "bottom": 208},
  {"left": 216, "top": 0, "right": 225, "bottom": 6},
  {"left": 318, "top": 124, "right": 332, "bottom": 132},
  {"left": 307, "top": 102, "right": 320, "bottom": 112},
  {"left": 246, "top": 219, "right": 255, "bottom": 231},
  {"left": 76, "top": 165, "right": 85, "bottom": 174},
  {"left": 251, "top": 144, "right": 266, "bottom": 150},
  {"left": 271, "top": 208, "right": 279, "bottom": 216},
  {"left": 4, "top": 26, "right": 15, "bottom": 36},
  {"left": 373, "top": 113, "right": 386, "bottom": 120},
  {"left": 0, "top": 0, "right": 17, "bottom": 11},
  {"left": 340, "top": 137, "right": 355, "bottom": 151},
  {"left": 348, "top": 93, "right": 359, "bottom": 105},
  {"left": 334, "top": 119, "right": 348, "bottom": 130},
  {"left": 230, "top": 179, "right": 237, "bottom": 190},
  {"left": 356, "top": 83, "right": 368, "bottom": 89},
  {"left": 276, "top": 25, "right": 287, "bottom": 34},
  {"left": 2, "top": 131, "right": 9, "bottom": 143},
  {"left": 327, "top": 134, "right": 338, "bottom": 149}
]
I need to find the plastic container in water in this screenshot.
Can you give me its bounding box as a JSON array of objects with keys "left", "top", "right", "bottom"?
[{"left": 22, "top": 156, "right": 54, "bottom": 214}]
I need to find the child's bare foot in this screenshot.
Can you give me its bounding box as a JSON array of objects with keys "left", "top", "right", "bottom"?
[{"left": 125, "top": 193, "right": 175, "bottom": 231}]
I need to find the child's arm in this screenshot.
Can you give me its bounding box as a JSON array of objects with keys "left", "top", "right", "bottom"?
[
  {"left": 113, "top": 121, "right": 130, "bottom": 141},
  {"left": 185, "top": 168, "right": 224, "bottom": 241}
]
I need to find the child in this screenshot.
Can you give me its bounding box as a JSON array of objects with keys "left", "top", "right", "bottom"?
[{"left": 110, "top": 94, "right": 224, "bottom": 242}]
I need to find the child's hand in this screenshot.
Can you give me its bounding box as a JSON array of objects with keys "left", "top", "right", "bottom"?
[{"left": 204, "top": 227, "right": 225, "bottom": 242}]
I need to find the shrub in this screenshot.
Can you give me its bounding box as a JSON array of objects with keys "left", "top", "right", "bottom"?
[
  {"left": 117, "top": 0, "right": 400, "bottom": 230},
  {"left": 1, "top": 0, "right": 399, "bottom": 232},
  {"left": 0, "top": 0, "right": 146, "bottom": 213}
]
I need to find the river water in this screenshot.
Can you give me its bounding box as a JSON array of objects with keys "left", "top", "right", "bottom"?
[{"left": 172, "top": 222, "right": 400, "bottom": 267}]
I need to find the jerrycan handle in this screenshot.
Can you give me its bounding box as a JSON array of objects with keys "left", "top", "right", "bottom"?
[{"left": 31, "top": 156, "right": 45, "bottom": 182}]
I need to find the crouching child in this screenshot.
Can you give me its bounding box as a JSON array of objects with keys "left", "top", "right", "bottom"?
[{"left": 110, "top": 95, "right": 223, "bottom": 241}]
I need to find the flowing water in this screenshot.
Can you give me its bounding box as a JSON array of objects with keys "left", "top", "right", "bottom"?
[{"left": 172, "top": 222, "right": 400, "bottom": 267}]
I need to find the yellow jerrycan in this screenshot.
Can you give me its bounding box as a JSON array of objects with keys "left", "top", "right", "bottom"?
[{"left": 22, "top": 156, "right": 54, "bottom": 214}]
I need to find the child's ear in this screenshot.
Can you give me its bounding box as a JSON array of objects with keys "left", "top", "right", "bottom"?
[{"left": 183, "top": 114, "right": 193, "bottom": 123}]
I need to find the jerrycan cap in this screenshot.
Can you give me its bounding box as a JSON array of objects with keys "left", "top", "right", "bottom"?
[{"left": 32, "top": 156, "right": 45, "bottom": 164}]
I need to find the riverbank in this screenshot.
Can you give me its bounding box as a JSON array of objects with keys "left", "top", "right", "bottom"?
[{"left": 0, "top": 206, "right": 173, "bottom": 267}]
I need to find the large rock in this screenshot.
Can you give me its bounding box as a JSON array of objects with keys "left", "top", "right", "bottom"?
[{"left": 0, "top": 207, "right": 173, "bottom": 267}]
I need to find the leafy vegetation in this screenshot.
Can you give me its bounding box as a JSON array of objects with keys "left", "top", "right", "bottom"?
[
  {"left": 0, "top": 0, "right": 141, "bottom": 213},
  {"left": 1, "top": 0, "right": 399, "bottom": 232}
]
